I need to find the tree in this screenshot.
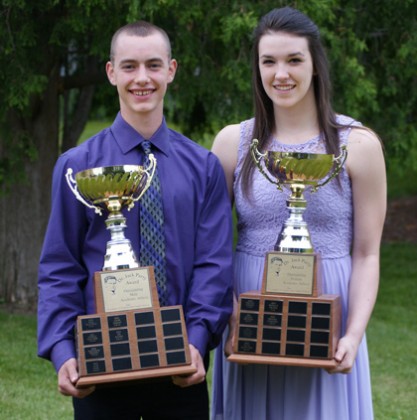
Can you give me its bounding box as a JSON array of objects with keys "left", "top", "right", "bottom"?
[
  {"left": 1, "top": 0, "right": 416, "bottom": 306},
  {"left": 0, "top": 0, "right": 256, "bottom": 306},
  {"left": 344, "top": 0, "right": 417, "bottom": 172},
  {"left": 0, "top": 0, "right": 129, "bottom": 304}
]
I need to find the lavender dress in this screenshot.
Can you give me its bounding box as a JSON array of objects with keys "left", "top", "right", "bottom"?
[{"left": 211, "top": 116, "right": 374, "bottom": 420}]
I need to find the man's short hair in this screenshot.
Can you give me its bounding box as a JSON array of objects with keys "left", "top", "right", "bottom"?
[{"left": 110, "top": 21, "right": 172, "bottom": 62}]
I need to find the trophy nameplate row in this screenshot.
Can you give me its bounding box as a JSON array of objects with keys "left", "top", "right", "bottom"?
[
  {"left": 76, "top": 306, "right": 194, "bottom": 387},
  {"left": 66, "top": 163, "right": 196, "bottom": 388},
  {"left": 228, "top": 140, "right": 347, "bottom": 369},
  {"left": 228, "top": 292, "right": 341, "bottom": 368}
]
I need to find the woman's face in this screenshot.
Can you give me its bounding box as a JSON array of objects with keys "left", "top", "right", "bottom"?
[{"left": 258, "top": 31, "right": 315, "bottom": 112}]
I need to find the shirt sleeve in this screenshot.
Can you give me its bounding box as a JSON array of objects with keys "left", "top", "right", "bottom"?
[
  {"left": 184, "top": 153, "right": 234, "bottom": 357},
  {"left": 37, "top": 154, "right": 90, "bottom": 372}
]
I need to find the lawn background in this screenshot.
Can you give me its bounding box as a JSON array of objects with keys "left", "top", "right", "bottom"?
[{"left": 0, "top": 121, "right": 416, "bottom": 419}]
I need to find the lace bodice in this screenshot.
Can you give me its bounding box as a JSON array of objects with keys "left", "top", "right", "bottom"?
[{"left": 234, "top": 115, "right": 359, "bottom": 258}]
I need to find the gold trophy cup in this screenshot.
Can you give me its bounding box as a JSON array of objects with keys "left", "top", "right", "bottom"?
[
  {"left": 228, "top": 139, "right": 347, "bottom": 368},
  {"left": 66, "top": 163, "right": 156, "bottom": 272},
  {"left": 65, "top": 160, "right": 196, "bottom": 387}
]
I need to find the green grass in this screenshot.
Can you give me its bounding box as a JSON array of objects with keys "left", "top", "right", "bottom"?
[
  {"left": 1, "top": 243, "right": 416, "bottom": 419},
  {"left": 367, "top": 243, "right": 417, "bottom": 419},
  {"left": 0, "top": 311, "right": 73, "bottom": 419}
]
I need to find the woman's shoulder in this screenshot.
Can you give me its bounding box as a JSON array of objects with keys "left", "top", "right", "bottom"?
[
  {"left": 216, "top": 118, "right": 254, "bottom": 138},
  {"left": 345, "top": 118, "right": 384, "bottom": 179},
  {"left": 215, "top": 123, "right": 241, "bottom": 140},
  {"left": 336, "top": 113, "right": 362, "bottom": 127},
  {"left": 213, "top": 118, "right": 254, "bottom": 149},
  {"left": 336, "top": 114, "right": 366, "bottom": 146},
  {"left": 336, "top": 113, "right": 381, "bottom": 145},
  {"left": 348, "top": 126, "right": 382, "bottom": 151},
  {"left": 212, "top": 124, "right": 240, "bottom": 160}
]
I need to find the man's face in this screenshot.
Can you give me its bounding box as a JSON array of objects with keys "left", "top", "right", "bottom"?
[{"left": 106, "top": 32, "right": 177, "bottom": 126}]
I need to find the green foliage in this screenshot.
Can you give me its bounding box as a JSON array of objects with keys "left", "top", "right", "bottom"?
[
  {"left": 386, "top": 158, "right": 417, "bottom": 199},
  {"left": 1, "top": 0, "right": 417, "bottom": 184},
  {"left": 336, "top": 0, "right": 417, "bottom": 172}
]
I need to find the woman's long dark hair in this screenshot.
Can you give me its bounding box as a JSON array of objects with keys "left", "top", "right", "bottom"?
[{"left": 241, "top": 7, "right": 343, "bottom": 196}]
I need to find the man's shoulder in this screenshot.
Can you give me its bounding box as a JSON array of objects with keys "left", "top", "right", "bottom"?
[
  {"left": 168, "top": 128, "right": 214, "bottom": 160},
  {"left": 168, "top": 128, "right": 206, "bottom": 150},
  {"left": 57, "top": 127, "right": 114, "bottom": 171},
  {"left": 68, "top": 127, "right": 113, "bottom": 154}
]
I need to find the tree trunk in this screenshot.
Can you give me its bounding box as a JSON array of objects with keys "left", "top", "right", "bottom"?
[{"left": 0, "top": 67, "right": 59, "bottom": 309}]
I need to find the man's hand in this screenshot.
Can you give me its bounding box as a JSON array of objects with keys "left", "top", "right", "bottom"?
[
  {"left": 58, "top": 358, "right": 95, "bottom": 398},
  {"left": 171, "top": 344, "right": 206, "bottom": 387}
]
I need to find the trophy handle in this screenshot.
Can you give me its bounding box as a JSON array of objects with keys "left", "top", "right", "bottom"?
[
  {"left": 65, "top": 168, "right": 103, "bottom": 215},
  {"left": 250, "top": 139, "right": 283, "bottom": 191},
  {"left": 313, "top": 145, "right": 348, "bottom": 191},
  {"left": 128, "top": 153, "right": 157, "bottom": 210}
]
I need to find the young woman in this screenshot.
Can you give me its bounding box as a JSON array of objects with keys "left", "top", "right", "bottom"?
[{"left": 211, "top": 7, "right": 386, "bottom": 420}]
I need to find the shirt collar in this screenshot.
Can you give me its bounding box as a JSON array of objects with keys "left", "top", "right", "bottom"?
[{"left": 111, "top": 112, "right": 171, "bottom": 157}]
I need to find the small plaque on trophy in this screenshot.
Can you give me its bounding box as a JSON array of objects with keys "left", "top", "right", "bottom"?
[
  {"left": 228, "top": 140, "right": 347, "bottom": 369},
  {"left": 66, "top": 163, "right": 196, "bottom": 387},
  {"left": 263, "top": 252, "right": 319, "bottom": 296},
  {"left": 95, "top": 267, "right": 159, "bottom": 313}
]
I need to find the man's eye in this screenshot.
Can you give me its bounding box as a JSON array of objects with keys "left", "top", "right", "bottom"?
[{"left": 149, "top": 63, "right": 162, "bottom": 69}]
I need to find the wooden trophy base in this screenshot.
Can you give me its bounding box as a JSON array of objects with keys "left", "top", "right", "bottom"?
[
  {"left": 228, "top": 354, "right": 337, "bottom": 369},
  {"left": 76, "top": 305, "right": 196, "bottom": 388},
  {"left": 228, "top": 291, "right": 341, "bottom": 369}
]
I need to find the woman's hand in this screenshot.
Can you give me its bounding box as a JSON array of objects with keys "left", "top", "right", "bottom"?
[{"left": 327, "top": 335, "right": 361, "bottom": 374}]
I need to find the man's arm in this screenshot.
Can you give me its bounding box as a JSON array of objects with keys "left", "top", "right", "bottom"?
[
  {"left": 183, "top": 153, "right": 234, "bottom": 357},
  {"left": 173, "top": 153, "right": 233, "bottom": 386},
  {"left": 37, "top": 154, "right": 91, "bottom": 372}
]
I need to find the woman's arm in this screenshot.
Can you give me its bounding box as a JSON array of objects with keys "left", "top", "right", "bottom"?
[
  {"left": 211, "top": 124, "right": 241, "bottom": 202},
  {"left": 330, "top": 127, "right": 387, "bottom": 373},
  {"left": 211, "top": 124, "right": 241, "bottom": 355}
]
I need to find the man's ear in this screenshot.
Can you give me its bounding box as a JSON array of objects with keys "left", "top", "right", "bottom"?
[
  {"left": 106, "top": 61, "right": 116, "bottom": 86},
  {"left": 168, "top": 59, "right": 178, "bottom": 84}
]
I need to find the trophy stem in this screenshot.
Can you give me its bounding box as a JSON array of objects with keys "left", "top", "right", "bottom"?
[
  {"left": 103, "top": 210, "right": 139, "bottom": 271},
  {"left": 275, "top": 184, "right": 314, "bottom": 253}
]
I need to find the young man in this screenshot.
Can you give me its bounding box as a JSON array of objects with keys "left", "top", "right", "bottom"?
[{"left": 37, "top": 21, "right": 233, "bottom": 419}]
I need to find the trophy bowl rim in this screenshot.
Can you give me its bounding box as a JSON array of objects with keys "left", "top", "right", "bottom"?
[
  {"left": 266, "top": 151, "right": 334, "bottom": 161},
  {"left": 74, "top": 165, "right": 148, "bottom": 206},
  {"left": 75, "top": 164, "right": 145, "bottom": 179}
]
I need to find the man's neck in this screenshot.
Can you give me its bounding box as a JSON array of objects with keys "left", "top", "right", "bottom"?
[{"left": 121, "top": 110, "right": 163, "bottom": 140}]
